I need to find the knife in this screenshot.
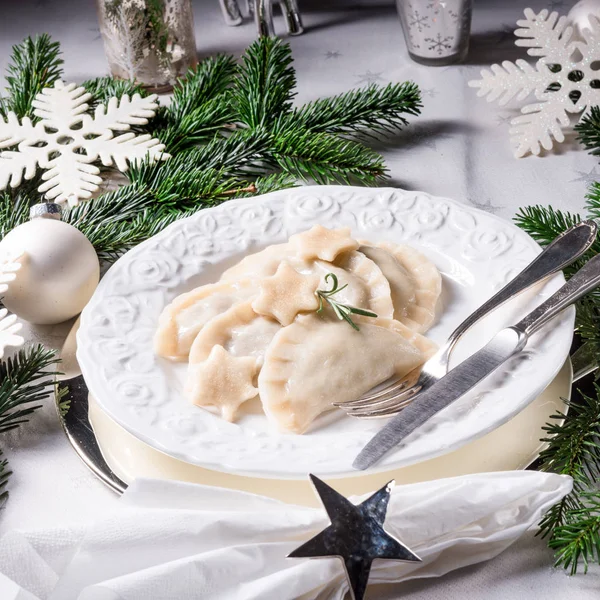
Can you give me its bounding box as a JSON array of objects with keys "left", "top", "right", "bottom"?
[{"left": 353, "top": 252, "right": 600, "bottom": 471}]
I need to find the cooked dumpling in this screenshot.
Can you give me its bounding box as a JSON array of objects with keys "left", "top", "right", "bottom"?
[
  {"left": 358, "top": 242, "right": 441, "bottom": 333},
  {"left": 220, "top": 243, "right": 294, "bottom": 282},
  {"left": 154, "top": 279, "right": 255, "bottom": 361},
  {"left": 186, "top": 301, "right": 281, "bottom": 420},
  {"left": 289, "top": 224, "right": 359, "bottom": 262},
  {"left": 188, "top": 301, "right": 280, "bottom": 365},
  {"left": 258, "top": 314, "right": 436, "bottom": 434}
]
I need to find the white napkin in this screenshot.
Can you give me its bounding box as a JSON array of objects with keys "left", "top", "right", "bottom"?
[{"left": 0, "top": 471, "right": 571, "bottom": 600}]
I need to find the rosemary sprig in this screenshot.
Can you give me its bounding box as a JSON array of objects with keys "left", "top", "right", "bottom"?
[{"left": 316, "top": 273, "right": 377, "bottom": 330}]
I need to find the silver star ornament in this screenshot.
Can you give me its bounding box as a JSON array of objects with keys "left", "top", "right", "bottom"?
[{"left": 289, "top": 475, "right": 421, "bottom": 600}]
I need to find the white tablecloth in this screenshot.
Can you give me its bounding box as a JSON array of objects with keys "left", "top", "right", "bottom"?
[{"left": 0, "top": 0, "right": 599, "bottom": 597}]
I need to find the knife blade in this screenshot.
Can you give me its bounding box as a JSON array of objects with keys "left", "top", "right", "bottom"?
[{"left": 352, "top": 326, "right": 528, "bottom": 470}]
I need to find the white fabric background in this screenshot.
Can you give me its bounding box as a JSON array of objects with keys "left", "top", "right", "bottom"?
[{"left": 0, "top": 0, "right": 599, "bottom": 597}]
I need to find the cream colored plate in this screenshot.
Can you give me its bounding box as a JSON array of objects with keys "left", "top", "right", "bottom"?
[{"left": 89, "top": 359, "right": 571, "bottom": 508}]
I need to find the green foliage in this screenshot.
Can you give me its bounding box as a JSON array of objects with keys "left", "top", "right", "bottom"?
[
  {"left": 516, "top": 194, "right": 600, "bottom": 574},
  {"left": 55, "top": 385, "right": 71, "bottom": 417},
  {"left": 0, "top": 449, "right": 11, "bottom": 506},
  {"left": 0, "top": 345, "right": 61, "bottom": 433},
  {"left": 0, "top": 34, "right": 63, "bottom": 119},
  {"left": 576, "top": 106, "right": 600, "bottom": 157},
  {"left": 0, "top": 35, "right": 422, "bottom": 261}
]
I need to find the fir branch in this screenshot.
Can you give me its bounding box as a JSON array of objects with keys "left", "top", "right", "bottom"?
[
  {"left": 82, "top": 76, "right": 147, "bottom": 108},
  {"left": 576, "top": 106, "right": 600, "bottom": 157},
  {"left": 168, "top": 55, "right": 237, "bottom": 123},
  {"left": 55, "top": 384, "right": 71, "bottom": 417},
  {"left": 272, "top": 126, "right": 387, "bottom": 185},
  {"left": 233, "top": 172, "right": 298, "bottom": 198},
  {"left": 0, "top": 34, "right": 63, "bottom": 119},
  {"left": 0, "top": 345, "right": 60, "bottom": 433},
  {"left": 514, "top": 205, "right": 583, "bottom": 248},
  {"left": 293, "top": 82, "right": 422, "bottom": 138},
  {"left": 0, "top": 449, "right": 11, "bottom": 506},
  {"left": 0, "top": 192, "right": 31, "bottom": 238},
  {"left": 234, "top": 37, "right": 296, "bottom": 128}
]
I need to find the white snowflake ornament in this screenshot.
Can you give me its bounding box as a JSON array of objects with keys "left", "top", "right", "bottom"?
[
  {"left": 469, "top": 8, "right": 600, "bottom": 157},
  {"left": 0, "top": 309, "right": 24, "bottom": 359},
  {"left": 0, "top": 247, "right": 23, "bottom": 294},
  {"left": 0, "top": 81, "right": 169, "bottom": 206}
]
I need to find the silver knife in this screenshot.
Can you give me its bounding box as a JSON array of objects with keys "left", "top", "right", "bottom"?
[{"left": 353, "top": 252, "right": 600, "bottom": 471}]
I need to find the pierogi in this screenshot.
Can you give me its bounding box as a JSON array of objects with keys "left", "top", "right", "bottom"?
[{"left": 154, "top": 224, "right": 442, "bottom": 432}]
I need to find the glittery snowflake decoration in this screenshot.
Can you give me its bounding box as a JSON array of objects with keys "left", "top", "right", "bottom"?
[
  {"left": 0, "top": 81, "right": 169, "bottom": 206},
  {"left": 469, "top": 8, "right": 600, "bottom": 158},
  {"left": 0, "top": 309, "right": 23, "bottom": 359}
]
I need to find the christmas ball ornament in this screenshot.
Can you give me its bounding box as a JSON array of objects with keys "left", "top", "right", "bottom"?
[
  {"left": 568, "top": 0, "right": 600, "bottom": 38},
  {"left": 0, "top": 203, "right": 100, "bottom": 325}
]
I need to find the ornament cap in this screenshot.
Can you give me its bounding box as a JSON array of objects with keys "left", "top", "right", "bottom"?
[{"left": 30, "top": 202, "right": 62, "bottom": 221}]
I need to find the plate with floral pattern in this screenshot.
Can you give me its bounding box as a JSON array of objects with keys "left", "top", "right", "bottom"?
[{"left": 77, "top": 186, "right": 574, "bottom": 477}]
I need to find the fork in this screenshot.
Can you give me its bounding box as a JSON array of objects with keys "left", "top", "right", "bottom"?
[{"left": 335, "top": 220, "right": 598, "bottom": 419}]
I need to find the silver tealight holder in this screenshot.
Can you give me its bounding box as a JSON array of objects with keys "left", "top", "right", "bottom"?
[{"left": 396, "top": 0, "right": 472, "bottom": 66}]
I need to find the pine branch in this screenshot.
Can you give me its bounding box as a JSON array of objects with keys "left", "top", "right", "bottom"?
[
  {"left": 0, "top": 449, "right": 11, "bottom": 506},
  {"left": 168, "top": 55, "right": 237, "bottom": 123},
  {"left": 82, "top": 76, "right": 147, "bottom": 109},
  {"left": 0, "top": 192, "right": 32, "bottom": 238},
  {"left": 0, "top": 34, "right": 63, "bottom": 119},
  {"left": 0, "top": 345, "right": 60, "bottom": 434},
  {"left": 271, "top": 126, "right": 388, "bottom": 185},
  {"left": 576, "top": 106, "right": 600, "bottom": 157},
  {"left": 293, "top": 82, "right": 422, "bottom": 138},
  {"left": 234, "top": 37, "right": 296, "bottom": 128}
]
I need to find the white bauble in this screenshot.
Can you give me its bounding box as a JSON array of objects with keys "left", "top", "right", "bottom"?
[
  {"left": 568, "top": 0, "right": 600, "bottom": 38},
  {"left": 0, "top": 218, "right": 100, "bottom": 325}
]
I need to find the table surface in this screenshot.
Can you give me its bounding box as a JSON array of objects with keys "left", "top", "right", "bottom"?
[{"left": 1, "top": 0, "right": 599, "bottom": 598}]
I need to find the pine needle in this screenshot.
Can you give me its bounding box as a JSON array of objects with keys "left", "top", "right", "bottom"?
[
  {"left": 234, "top": 37, "right": 296, "bottom": 128},
  {"left": 576, "top": 106, "right": 600, "bottom": 157},
  {"left": 82, "top": 76, "right": 147, "bottom": 109},
  {"left": 0, "top": 345, "right": 60, "bottom": 433},
  {"left": 0, "top": 449, "right": 12, "bottom": 506},
  {"left": 0, "top": 34, "right": 63, "bottom": 119}
]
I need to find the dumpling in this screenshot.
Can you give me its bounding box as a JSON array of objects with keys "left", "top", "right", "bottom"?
[
  {"left": 154, "top": 279, "right": 255, "bottom": 361},
  {"left": 186, "top": 301, "right": 281, "bottom": 419},
  {"left": 288, "top": 225, "right": 359, "bottom": 262},
  {"left": 258, "top": 314, "right": 437, "bottom": 434},
  {"left": 220, "top": 243, "right": 294, "bottom": 282},
  {"left": 188, "top": 301, "right": 281, "bottom": 365},
  {"left": 358, "top": 242, "right": 441, "bottom": 333},
  {"left": 335, "top": 251, "right": 394, "bottom": 319}
]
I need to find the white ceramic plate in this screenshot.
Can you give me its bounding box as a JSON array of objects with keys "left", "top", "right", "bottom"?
[{"left": 77, "top": 186, "right": 574, "bottom": 477}]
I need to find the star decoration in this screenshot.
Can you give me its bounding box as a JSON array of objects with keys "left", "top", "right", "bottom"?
[
  {"left": 289, "top": 475, "right": 421, "bottom": 600},
  {"left": 186, "top": 345, "right": 258, "bottom": 422},
  {"left": 570, "top": 166, "right": 600, "bottom": 186},
  {"left": 325, "top": 50, "right": 342, "bottom": 59},
  {"left": 252, "top": 262, "right": 320, "bottom": 326},
  {"left": 0, "top": 309, "right": 24, "bottom": 359},
  {"left": 289, "top": 225, "right": 359, "bottom": 263},
  {"left": 356, "top": 71, "right": 385, "bottom": 85}
]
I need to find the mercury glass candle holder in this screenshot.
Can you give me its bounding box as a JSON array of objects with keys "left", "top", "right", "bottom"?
[
  {"left": 96, "top": 0, "right": 198, "bottom": 93},
  {"left": 396, "top": 0, "right": 472, "bottom": 66}
]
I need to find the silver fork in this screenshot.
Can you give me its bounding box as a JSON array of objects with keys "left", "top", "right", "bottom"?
[{"left": 336, "top": 220, "right": 598, "bottom": 419}]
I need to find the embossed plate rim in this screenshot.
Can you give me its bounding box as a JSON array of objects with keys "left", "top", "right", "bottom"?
[{"left": 77, "top": 185, "right": 574, "bottom": 477}]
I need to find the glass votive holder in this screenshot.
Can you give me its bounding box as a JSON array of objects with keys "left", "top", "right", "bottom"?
[
  {"left": 96, "top": 0, "right": 198, "bottom": 93},
  {"left": 396, "top": 0, "right": 473, "bottom": 66}
]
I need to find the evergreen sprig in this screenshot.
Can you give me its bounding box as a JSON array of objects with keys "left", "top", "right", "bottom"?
[
  {"left": 516, "top": 183, "right": 600, "bottom": 574},
  {"left": 0, "top": 34, "right": 63, "bottom": 119}
]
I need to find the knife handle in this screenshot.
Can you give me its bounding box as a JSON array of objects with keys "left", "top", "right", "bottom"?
[
  {"left": 449, "top": 220, "right": 597, "bottom": 345},
  {"left": 517, "top": 252, "right": 600, "bottom": 336}
]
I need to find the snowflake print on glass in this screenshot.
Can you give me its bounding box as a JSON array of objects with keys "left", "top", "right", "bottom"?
[
  {"left": 408, "top": 8, "right": 430, "bottom": 33},
  {"left": 425, "top": 33, "right": 454, "bottom": 54},
  {"left": 0, "top": 81, "right": 169, "bottom": 206},
  {"left": 469, "top": 9, "right": 600, "bottom": 157}
]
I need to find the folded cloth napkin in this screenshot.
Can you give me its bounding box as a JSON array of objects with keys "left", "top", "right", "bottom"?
[{"left": 0, "top": 471, "right": 571, "bottom": 600}]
